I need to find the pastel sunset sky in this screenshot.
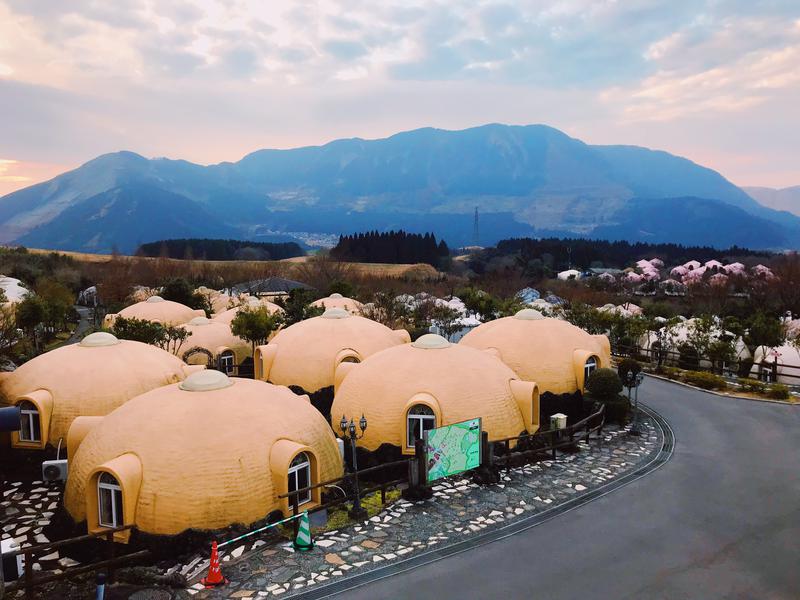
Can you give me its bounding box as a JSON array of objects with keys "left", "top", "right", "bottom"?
[{"left": 1, "top": 0, "right": 798, "bottom": 196}]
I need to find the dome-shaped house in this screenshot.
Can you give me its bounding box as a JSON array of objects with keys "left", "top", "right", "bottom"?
[
  {"left": 330, "top": 334, "right": 540, "bottom": 458},
  {"left": 177, "top": 317, "right": 251, "bottom": 372},
  {"left": 0, "top": 332, "right": 202, "bottom": 450},
  {"left": 460, "top": 309, "right": 611, "bottom": 395},
  {"left": 639, "top": 317, "right": 751, "bottom": 369},
  {"left": 459, "top": 309, "right": 611, "bottom": 422},
  {"left": 212, "top": 298, "right": 284, "bottom": 326},
  {"left": 63, "top": 371, "right": 343, "bottom": 541},
  {"left": 254, "top": 308, "right": 410, "bottom": 421},
  {"left": 195, "top": 287, "right": 235, "bottom": 315},
  {"left": 750, "top": 344, "right": 800, "bottom": 385},
  {"left": 103, "top": 296, "right": 204, "bottom": 328},
  {"left": 311, "top": 293, "right": 364, "bottom": 315}
]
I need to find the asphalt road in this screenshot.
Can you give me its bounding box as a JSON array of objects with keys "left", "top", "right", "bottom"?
[{"left": 335, "top": 377, "right": 800, "bottom": 600}]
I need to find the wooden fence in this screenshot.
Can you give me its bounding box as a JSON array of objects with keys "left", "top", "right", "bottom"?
[{"left": 1, "top": 525, "right": 149, "bottom": 599}]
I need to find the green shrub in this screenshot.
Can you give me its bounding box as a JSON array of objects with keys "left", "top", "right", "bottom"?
[
  {"left": 617, "top": 358, "right": 642, "bottom": 385},
  {"left": 602, "top": 394, "right": 631, "bottom": 425},
  {"left": 658, "top": 366, "right": 680, "bottom": 380},
  {"left": 682, "top": 370, "right": 727, "bottom": 390},
  {"left": 765, "top": 384, "right": 790, "bottom": 400},
  {"left": 586, "top": 368, "right": 623, "bottom": 400},
  {"left": 677, "top": 342, "right": 700, "bottom": 371},
  {"left": 737, "top": 378, "right": 766, "bottom": 394}
]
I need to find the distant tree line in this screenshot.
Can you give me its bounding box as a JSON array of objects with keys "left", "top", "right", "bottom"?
[
  {"left": 486, "top": 238, "right": 770, "bottom": 271},
  {"left": 136, "top": 238, "right": 305, "bottom": 261},
  {"left": 330, "top": 231, "right": 450, "bottom": 268}
]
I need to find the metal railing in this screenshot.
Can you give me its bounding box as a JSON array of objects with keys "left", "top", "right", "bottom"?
[
  {"left": 490, "top": 404, "right": 606, "bottom": 466},
  {"left": 1, "top": 525, "right": 149, "bottom": 599},
  {"left": 277, "top": 403, "right": 607, "bottom": 534},
  {"left": 278, "top": 459, "right": 413, "bottom": 537}
]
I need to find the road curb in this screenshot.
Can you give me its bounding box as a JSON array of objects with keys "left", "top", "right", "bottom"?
[{"left": 290, "top": 404, "right": 675, "bottom": 599}]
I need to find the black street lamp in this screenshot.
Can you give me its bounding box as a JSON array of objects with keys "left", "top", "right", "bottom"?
[
  {"left": 339, "top": 413, "right": 368, "bottom": 521},
  {"left": 626, "top": 371, "right": 645, "bottom": 436}
]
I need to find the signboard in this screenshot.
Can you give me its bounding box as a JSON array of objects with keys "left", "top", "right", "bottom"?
[{"left": 424, "top": 418, "right": 481, "bottom": 482}]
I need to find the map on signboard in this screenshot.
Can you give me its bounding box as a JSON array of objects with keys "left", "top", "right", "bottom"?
[{"left": 425, "top": 418, "right": 482, "bottom": 482}]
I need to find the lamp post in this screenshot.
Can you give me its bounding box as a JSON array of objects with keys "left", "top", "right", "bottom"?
[
  {"left": 339, "top": 414, "right": 368, "bottom": 521},
  {"left": 627, "top": 371, "right": 645, "bottom": 436}
]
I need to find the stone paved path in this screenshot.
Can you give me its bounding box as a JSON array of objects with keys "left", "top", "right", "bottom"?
[
  {"left": 0, "top": 480, "right": 72, "bottom": 574},
  {"left": 184, "top": 416, "right": 661, "bottom": 599}
]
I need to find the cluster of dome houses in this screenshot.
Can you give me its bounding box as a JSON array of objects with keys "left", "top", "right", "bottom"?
[
  {"left": 1, "top": 288, "right": 610, "bottom": 543},
  {"left": 556, "top": 258, "right": 777, "bottom": 297}
]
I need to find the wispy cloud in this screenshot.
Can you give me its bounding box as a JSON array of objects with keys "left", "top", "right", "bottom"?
[{"left": 0, "top": 0, "right": 798, "bottom": 188}]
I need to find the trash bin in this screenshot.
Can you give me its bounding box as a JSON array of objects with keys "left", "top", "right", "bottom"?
[
  {"left": 550, "top": 413, "right": 567, "bottom": 430},
  {"left": 1, "top": 538, "right": 24, "bottom": 581}
]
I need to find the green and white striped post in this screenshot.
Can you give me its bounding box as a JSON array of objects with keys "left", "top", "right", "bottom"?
[{"left": 293, "top": 511, "right": 314, "bottom": 552}]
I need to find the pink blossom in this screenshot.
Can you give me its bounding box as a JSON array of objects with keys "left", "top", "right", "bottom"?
[
  {"left": 670, "top": 266, "right": 688, "bottom": 277},
  {"left": 626, "top": 272, "right": 644, "bottom": 283}
]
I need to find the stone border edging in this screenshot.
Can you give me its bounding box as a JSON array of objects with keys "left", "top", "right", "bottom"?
[
  {"left": 644, "top": 373, "right": 799, "bottom": 406},
  {"left": 289, "top": 404, "right": 675, "bottom": 600}
]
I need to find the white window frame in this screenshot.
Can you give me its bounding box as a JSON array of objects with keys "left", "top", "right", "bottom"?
[
  {"left": 287, "top": 452, "right": 312, "bottom": 506},
  {"left": 97, "top": 472, "right": 123, "bottom": 528},
  {"left": 18, "top": 400, "right": 41, "bottom": 443},
  {"left": 219, "top": 350, "right": 235, "bottom": 374},
  {"left": 406, "top": 405, "right": 436, "bottom": 449},
  {"left": 584, "top": 356, "right": 598, "bottom": 383}
]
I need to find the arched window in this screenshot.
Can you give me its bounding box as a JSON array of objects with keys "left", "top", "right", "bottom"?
[
  {"left": 406, "top": 405, "right": 436, "bottom": 448},
  {"left": 288, "top": 452, "right": 312, "bottom": 506},
  {"left": 584, "top": 356, "right": 598, "bottom": 383},
  {"left": 97, "top": 472, "right": 123, "bottom": 528},
  {"left": 18, "top": 400, "right": 41, "bottom": 443},
  {"left": 219, "top": 350, "right": 235, "bottom": 374}
]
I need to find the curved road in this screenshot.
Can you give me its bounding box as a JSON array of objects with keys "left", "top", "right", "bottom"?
[{"left": 330, "top": 377, "right": 800, "bottom": 599}]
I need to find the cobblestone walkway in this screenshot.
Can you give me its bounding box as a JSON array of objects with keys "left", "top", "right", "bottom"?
[
  {"left": 0, "top": 480, "right": 72, "bottom": 574},
  {"left": 184, "top": 416, "right": 662, "bottom": 599}
]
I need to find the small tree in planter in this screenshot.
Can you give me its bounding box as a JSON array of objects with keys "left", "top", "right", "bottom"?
[{"left": 585, "top": 368, "right": 629, "bottom": 425}]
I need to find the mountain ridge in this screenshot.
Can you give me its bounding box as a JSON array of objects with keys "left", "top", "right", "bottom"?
[
  {"left": 1, "top": 123, "right": 797, "bottom": 252},
  {"left": 743, "top": 185, "right": 800, "bottom": 217}
]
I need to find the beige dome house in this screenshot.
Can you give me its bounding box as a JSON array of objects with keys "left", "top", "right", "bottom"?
[
  {"left": 195, "top": 287, "right": 235, "bottom": 315},
  {"left": 330, "top": 334, "right": 540, "bottom": 456},
  {"left": 177, "top": 317, "right": 251, "bottom": 371},
  {"left": 0, "top": 332, "right": 202, "bottom": 450},
  {"left": 459, "top": 309, "right": 611, "bottom": 396},
  {"left": 311, "top": 293, "right": 364, "bottom": 315},
  {"left": 212, "top": 298, "right": 284, "bottom": 326},
  {"left": 254, "top": 308, "right": 410, "bottom": 420},
  {"left": 64, "top": 371, "right": 343, "bottom": 541},
  {"left": 103, "top": 296, "right": 204, "bottom": 328}
]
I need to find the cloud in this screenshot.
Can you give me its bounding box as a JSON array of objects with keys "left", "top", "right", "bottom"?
[
  {"left": 601, "top": 15, "right": 800, "bottom": 122},
  {"left": 0, "top": 0, "right": 799, "bottom": 188}
]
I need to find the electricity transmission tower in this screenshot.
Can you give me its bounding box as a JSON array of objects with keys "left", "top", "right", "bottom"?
[{"left": 473, "top": 207, "right": 479, "bottom": 247}]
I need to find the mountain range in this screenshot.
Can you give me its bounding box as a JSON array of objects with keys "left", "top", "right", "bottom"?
[
  {"left": 1, "top": 123, "right": 798, "bottom": 253},
  {"left": 742, "top": 186, "right": 800, "bottom": 217}
]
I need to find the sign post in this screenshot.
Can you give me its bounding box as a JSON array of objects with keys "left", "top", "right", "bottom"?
[{"left": 424, "top": 418, "right": 482, "bottom": 483}]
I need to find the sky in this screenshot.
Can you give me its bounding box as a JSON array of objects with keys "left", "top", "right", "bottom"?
[{"left": 1, "top": 0, "right": 799, "bottom": 196}]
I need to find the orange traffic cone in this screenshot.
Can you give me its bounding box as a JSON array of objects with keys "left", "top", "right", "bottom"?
[{"left": 201, "top": 540, "right": 229, "bottom": 588}]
